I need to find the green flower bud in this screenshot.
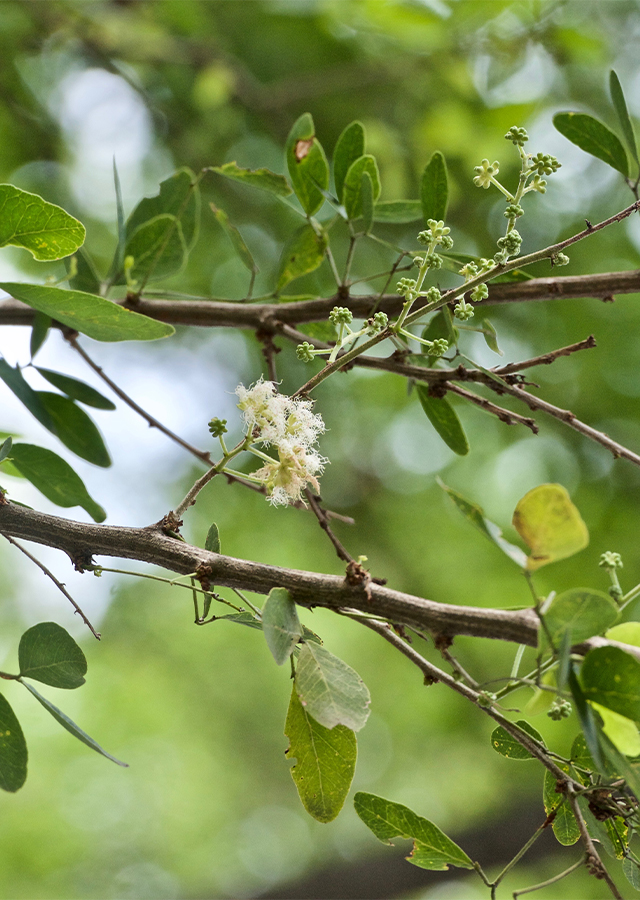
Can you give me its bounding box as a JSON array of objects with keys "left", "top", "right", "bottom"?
[
  {"left": 440, "top": 234, "right": 454, "bottom": 250},
  {"left": 424, "top": 286, "right": 442, "bottom": 303},
  {"left": 470, "top": 283, "right": 489, "bottom": 302},
  {"left": 413, "top": 256, "right": 425, "bottom": 267},
  {"left": 329, "top": 306, "right": 353, "bottom": 325},
  {"left": 504, "top": 203, "right": 524, "bottom": 219},
  {"left": 497, "top": 230, "right": 522, "bottom": 255},
  {"left": 366, "top": 312, "right": 389, "bottom": 334},
  {"left": 454, "top": 301, "right": 474, "bottom": 321},
  {"left": 428, "top": 338, "right": 448, "bottom": 357},
  {"left": 423, "top": 253, "right": 443, "bottom": 269},
  {"left": 296, "top": 342, "right": 316, "bottom": 362},
  {"left": 530, "top": 152, "right": 561, "bottom": 175},
  {"left": 599, "top": 551, "right": 623, "bottom": 569},
  {"left": 530, "top": 174, "right": 547, "bottom": 194},
  {"left": 504, "top": 126, "right": 529, "bottom": 146},
  {"left": 553, "top": 252, "right": 570, "bottom": 267},
  {"left": 208, "top": 417, "right": 228, "bottom": 437},
  {"left": 459, "top": 262, "right": 478, "bottom": 278},
  {"left": 397, "top": 277, "right": 418, "bottom": 297},
  {"left": 473, "top": 159, "right": 500, "bottom": 189},
  {"left": 548, "top": 699, "right": 572, "bottom": 721}
]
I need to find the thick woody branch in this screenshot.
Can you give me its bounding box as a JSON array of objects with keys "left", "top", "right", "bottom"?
[
  {"left": 0, "top": 500, "right": 538, "bottom": 645},
  {"left": 0, "top": 271, "right": 639, "bottom": 331}
]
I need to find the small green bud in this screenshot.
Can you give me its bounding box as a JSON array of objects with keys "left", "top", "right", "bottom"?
[
  {"left": 440, "top": 234, "right": 454, "bottom": 250},
  {"left": 599, "top": 551, "right": 623, "bottom": 570},
  {"left": 397, "top": 277, "right": 417, "bottom": 297},
  {"left": 530, "top": 152, "right": 561, "bottom": 175},
  {"left": 329, "top": 306, "right": 353, "bottom": 325},
  {"left": 428, "top": 338, "right": 448, "bottom": 357},
  {"left": 208, "top": 417, "right": 228, "bottom": 437},
  {"left": 478, "top": 258, "right": 495, "bottom": 274},
  {"left": 424, "top": 286, "right": 442, "bottom": 303},
  {"left": 473, "top": 159, "right": 500, "bottom": 189},
  {"left": 477, "top": 691, "right": 497, "bottom": 708},
  {"left": 296, "top": 342, "right": 316, "bottom": 362},
  {"left": 459, "top": 262, "right": 479, "bottom": 279},
  {"left": 497, "top": 230, "right": 522, "bottom": 255},
  {"left": 504, "top": 126, "right": 529, "bottom": 146},
  {"left": 470, "top": 283, "right": 489, "bottom": 302},
  {"left": 504, "top": 203, "right": 524, "bottom": 219},
  {"left": 366, "top": 312, "right": 389, "bottom": 334},
  {"left": 423, "top": 253, "right": 443, "bottom": 269},
  {"left": 548, "top": 699, "right": 572, "bottom": 721},
  {"left": 530, "top": 174, "right": 547, "bottom": 194},
  {"left": 493, "top": 250, "right": 509, "bottom": 265},
  {"left": 553, "top": 252, "right": 570, "bottom": 267},
  {"left": 454, "top": 301, "right": 474, "bottom": 321},
  {"left": 413, "top": 256, "right": 424, "bottom": 267}
]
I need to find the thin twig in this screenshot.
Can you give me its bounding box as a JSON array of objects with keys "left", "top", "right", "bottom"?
[
  {"left": 66, "top": 335, "right": 213, "bottom": 464},
  {"left": 566, "top": 787, "right": 624, "bottom": 900},
  {"left": 445, "top": 383, "right": 538, "bottom": 432},
  {"left": 354, "top": 616, "right": 582, "bottom": 787},
  {"left": 0, "top": 533, "right": 100, "bottom": 639},
  {"left": 303, "top": 489, "right": 354, "bottom": 564},
  {"left": 512, "top": 857, "right": 585, "bottom": 898},
  {"left": 494, "top": 336, "right": 597, "bottom": 375}
]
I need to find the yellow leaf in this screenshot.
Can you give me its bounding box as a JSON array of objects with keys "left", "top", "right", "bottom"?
[{"left": 512, "top": 484, "right": 588, "bottom": 571}]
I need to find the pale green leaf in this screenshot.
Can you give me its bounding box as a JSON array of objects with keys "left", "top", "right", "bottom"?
[
  {"left": 285, "top": 686, "right": 356, "bottom": 823},
  {"left": 126, "top": 167, "right": 199, "bottom": 248},
  {"left": 262, "top": 588, "right": 302, "bottom": 665},
  {"left": 295, "top": 643, "right": 370, "bottom": 732},
  {"left": 610, "top": 71, "right": 639, "bottom": 167},
  {"left": 210, "top": 203, "right": 257, "bottom": 273},
  {"left": 0, "top": 184, "right": 85, "bottom": 260},
  {"left": 354, "top": 792, "right": 473, "bottom": 871},
  {"left": 591, "top": 702, "right": 640, "bottom": 757},
  {"left": 542, "top": 588, "right": 619, "bottom": 649},
  {"left": 512, "top": 483, "right": 589, "bottom": 570},
  {"left": 373, "top": 200, "right": 423, "bottom": 223},
  {"left": 204, "top": 523, "right": 221, "bottom": 554},
  {"left": 420, "top": 152, "right": 448, "bottom": 224},
  {"left": 581, "top": 646, "right": 640, "bottom": 723},
  {"left": 0, "top": 283, "right": 174, "bottom": 342},
  {"left": 342, "top": 155, "right": 381, "bottom": 220},
  {"left": 124, "top": 214, "right": 187, "bottom": 283}
]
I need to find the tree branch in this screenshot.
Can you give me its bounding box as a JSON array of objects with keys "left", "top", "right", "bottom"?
[{"left": 1, "top": 271, "right": 639, "bottom": 331}]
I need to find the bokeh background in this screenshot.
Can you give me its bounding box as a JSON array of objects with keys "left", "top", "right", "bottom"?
[{"left": 1, "top": 1, "right": 640, "bottom": 897}]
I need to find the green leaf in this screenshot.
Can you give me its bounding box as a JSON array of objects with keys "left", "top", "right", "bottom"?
[
  {"left": 0, "top": 437, "right": 11, "bottom": 463},
  {"left": 581, "top": 646, "right": 640, "bottom": 724},
  {"left": 606, "top": 622, "right": 640, "bottom": 647},
  {"left": 591, "top": 702, "right": 640, "bottom": 757},
  {"left": 360, "top": 171, "right": 374, "bottom": 235},
  {"left": 35, "top": 368, "right": 115, "bottom": 410},
  {"left": 285, "top": 686, "right": 356, "bottom": 823},
  {"left": 107, "top": 158, "right": 126, "bottom": 283},
  {"left": 542, "top": 588, "right": 619, "bottom": 649},
  {"left": 210, "top": 204, "right": 258, "bottom": 274},
  {"left": 0, "top": 184, "right": 85, "bottom": 260},
  {"left": 478, "top": 318, "right": 502, "bottom": 356},
  {"left": 553, "top": 112, "right": 628, "bottom": 177},
  {"left": 295, "top": 642, "right": 370, "bottom": 732},
  {"left": 37, "top": 393, "right": 111, "bottom": 467},
  {"left": 9, "top": 443, "right": 106, "bottom": 522},
  {"left": 512, "top": 483, "right": 589, "bottom": 570},
  {"left": 124, "top": 214, "right": 187, "bottom": 283},
  {"left": 22, "top": 681, "right": 127, "bottom": 767},
  {"left": 67, "top": 248, "right": 101, "bottom": 295},
  {"left": 373, "top": 200, "right": 423, "bottom": 223},
  {"left": 490, "top": 720, "right": 544, "bottom": 760},
  {"left": 569, "top": 667, "right": 606, "bottom": 772},
  {"left": 0, "top": 693, "right": 27, "bottom": 792},
  {"left": 438, "top": 480, "right": 528, "bottom": 567},
  {"left": 19, "top": 622, "right": 87, "bottom": 689},
  {"left": 29, "top": 312, "right": 51, "bottom": 359},
  {"left": 543, "top": 769, "right": 580, "bottom": 846},
  {"left": 342, "top": 155, "right": 381, "bottom": 220},
  {"left": 204, "top": 522, "right": 221, "bottom": 554},
  {"left": 610, "top": 71, "right": 639, "bottom": 167},
  {"left": 0, "top": 358, "right": 55, "bottom": 432},
  {"left": 623, "top": 856, "right": 640, "bottom": 891},
  {"left": 262, "top": 588, "right": 303, "bottom": 665},
  {"left": 210, "top": 162, "right": 292, "bottom": 198},
  {"left": 416, "top": 385, "right": 469, "bottom": 456},
  {"left": 285, "top": 113, "right": 330, "bottom": 216},
  {"left": 216, "top": 611, "right": 263, "bottom": 631},
  {"left": 0, "top": 283, "right": 174, "bottom": 342},
  {"left": 333, "top": 121, "right": 365, "bottom": 203},
  {"left": 420, "top": 152, "right": 448, "bottom": 224},
  {"left": 276, "top": 223, "right": 327, "bottom": 291},
  {"left": 354, "top": 792, "right": 473, "bottom": 871},
  {"left": 126, "top": 167, "right": 199, "bottom": 248}
]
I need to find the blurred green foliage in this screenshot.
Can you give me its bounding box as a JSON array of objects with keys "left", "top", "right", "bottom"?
[{"left": 1, "top": 1, "right": 640, "bottom": 897}]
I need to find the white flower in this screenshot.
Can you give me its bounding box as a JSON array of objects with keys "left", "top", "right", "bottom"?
[{"left": 235, "top": 379, "right": 327, "bottom": 506}]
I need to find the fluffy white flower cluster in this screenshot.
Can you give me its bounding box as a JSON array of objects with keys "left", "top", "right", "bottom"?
[{"left": 235, "top": 380, "right": 327, "bottom": 506}]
